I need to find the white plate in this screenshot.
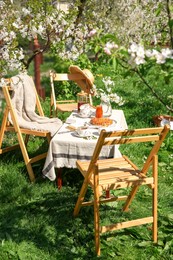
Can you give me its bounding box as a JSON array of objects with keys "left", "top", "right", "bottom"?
[{"left": 65, "top": 118, "right": 76, "bottom": 124}]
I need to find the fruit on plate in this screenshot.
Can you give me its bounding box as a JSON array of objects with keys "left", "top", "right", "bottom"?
[{"left": 90, "top": 117, "right": 113, "bottom": 126}]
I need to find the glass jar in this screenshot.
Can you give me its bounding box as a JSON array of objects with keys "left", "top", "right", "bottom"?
[
  {"left": 77, "top": 91, "right": 89, "bottom": 112},
  {"left": 95, "top": 105, "right": 103, "bottom": 118}
]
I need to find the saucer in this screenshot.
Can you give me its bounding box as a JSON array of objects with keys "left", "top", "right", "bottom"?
[{"left": 78, "top": 113, "right": 90, "bottom": 118}]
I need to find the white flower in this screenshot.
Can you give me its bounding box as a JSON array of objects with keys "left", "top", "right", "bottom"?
[
  {"left": 96, "top": 77, "right": 124, "bottom": 106},
  {"left": 155, "top": 52, "right": 166, "bottom": 64},
  {"left": 101, "top": 93, "right": 110, "bottom": 103},
  {"left": 161, "top": 48, "right": 173, "bottom": 59},
  {"left": 128, "top": 43, "right": 146, "bottom": 65},
  {"left": 145, "top": 49, "right": 153, "bottom": 58},
  {"left": 22, "top": 7, "right": 31, "bottom": 16},
  {"left": 102, "top": 77, "right": 114, "bottom": 87},
  {"left": 0, "top": 78, "right": 6, "bottom": 88},
  {"left": 136, "top": 45, "right": 145, "bottom": 58},
  {"left": 152, "top": 49, "right": 159, "bottom": 56},
  {"left": 105, "top": 42, "right": 118, "bottom": 50},
  {"left": 135, "top": 56, "right": 145, "bottom": 65},
  {"left": 128, "top": 42, "right": 138, "bottom": 53}
]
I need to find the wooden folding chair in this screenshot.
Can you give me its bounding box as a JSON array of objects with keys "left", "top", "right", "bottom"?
[
  {"left": 0, "top": 78, "right": 51, "bottom": 182},
  {"left": 73, "top": 125, "right": 170, "bottom": 256},
  {"left": 50, "top": 70, "right": 92, "bottom": 117}
]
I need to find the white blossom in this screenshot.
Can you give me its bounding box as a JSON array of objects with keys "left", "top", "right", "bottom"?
[
  {"left": 155, "top": 53, "right": 166, "bottom": 64},
  {"left": 128, "top": 43, "right": 139, "bottom": 54},
  {"left": 0, "top": 78, "right": 6, "bottom": 88},
  {"left": 145, "top": 49, "right": 153, "bottom": 58},
  {"left": 22, "top": 7, "right": 31, "bottom": 16},
  {"left": 135, "top": 56, "right": 145, "bottom": 65},
  {"left": 136, "top": 45, "right": 145, "bottom": 58},
  {"left": 161, "top": 48, "right": 173, "bottom": 59}
]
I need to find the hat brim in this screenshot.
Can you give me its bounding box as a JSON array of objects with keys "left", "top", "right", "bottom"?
[{"left": 69, "top": 65, "right": 94, "bottom": 94}]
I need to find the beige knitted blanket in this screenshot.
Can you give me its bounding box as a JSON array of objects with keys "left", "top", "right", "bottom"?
[{"left": 9, "top": 74, "right": 62, "bottom": 137}]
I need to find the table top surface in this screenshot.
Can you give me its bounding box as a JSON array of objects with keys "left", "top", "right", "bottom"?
[{"left": 43, "top": 109, "right": 128, "bottom": 181}]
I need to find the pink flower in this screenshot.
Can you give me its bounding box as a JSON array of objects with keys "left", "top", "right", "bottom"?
[
  {"left": 104, "top": 47, "right": 111, "bottom": 55},
  {"left": 88, "top": 29, "right": 97, "bottom": 37}
]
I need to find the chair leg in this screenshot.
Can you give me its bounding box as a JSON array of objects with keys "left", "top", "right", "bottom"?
[
  {"left": 123, "top": 185, "right": 139, "bottom": 212},
  {"left": 26, "top": 163, "right": 35, "bottom": 182},
  {"left": 24, "top": 134, "right": 30, "bottom": 145},
  {"left": 16, "top": 131, "right": 35, "bottom": 182},
  {"left": 0, "top": 107, "right": 9, "bottom": 148},
  {"left": 94, "top": 167, "right": 100, "bottom": 256},
  {"left": 56, "top": 168, "right": 62, "bottom": 189},
  {"left": 152, "top": 155, "right": 158, "bottom": 243},
  {"left": 73, "top": 177, "right": 90, "bottom": 217}
]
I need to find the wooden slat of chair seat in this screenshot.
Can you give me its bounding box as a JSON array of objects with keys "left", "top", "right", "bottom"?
[
  {"left": 74, "top": 125, "right": 170, "bottom": 256},
  {"left": 55, "top": 103, "right": 77, "bottom": 112},
  {"left": 77, "top": 157, "right": 153, "bottom": 192},
  {"left": 0, "top": 78, "right": 51, "bottom": 182},
  {"left": 5, "top": 126, "right": 50, "bottom": 136}
]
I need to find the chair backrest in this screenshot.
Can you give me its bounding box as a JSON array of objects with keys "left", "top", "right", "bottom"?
[
  {"left": 3, "top": 77, "right": 44, "bottom": 118},
  {"left": 86, "top": 125, "right": 170, "bottom": 180},
  {"left": 50, "top": 70, "right": 92, "bottom": 110}
]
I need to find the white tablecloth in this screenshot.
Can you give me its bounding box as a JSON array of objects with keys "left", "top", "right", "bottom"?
[{"left": 42, "top": 110, "right": 128, "bottom": 181}]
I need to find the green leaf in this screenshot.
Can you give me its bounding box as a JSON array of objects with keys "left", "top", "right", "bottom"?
[
  {"left": 167, "top": 214, "right": 173, "bottom": 221},
  {"left": 137, "top": 241, "right": 152, "bottom": 247},
  {"left": 163, "top": 241, "right": 172, "bottom": 251},
  {"left": 112, "top": 57, "right": 117, "bottom": 70},
  {"left": 155, "top": 7, "right": 161, "bottom": 16}
]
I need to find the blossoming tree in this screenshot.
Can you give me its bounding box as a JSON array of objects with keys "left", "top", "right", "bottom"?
[
  {"left": 1, "top": 0, "right": 173, "bottom": 112},
  {"left": 1, "top": 0, "right": 172, "bottom": 76}
]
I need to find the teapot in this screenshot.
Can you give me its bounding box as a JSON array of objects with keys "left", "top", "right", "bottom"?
[{"left": 79, "top": 104, "right": 94, "bottom": 118}]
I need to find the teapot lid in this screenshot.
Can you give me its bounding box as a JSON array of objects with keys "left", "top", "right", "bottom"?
[{"left": 77, "top": 91, "right": 88, "bottom": 97}]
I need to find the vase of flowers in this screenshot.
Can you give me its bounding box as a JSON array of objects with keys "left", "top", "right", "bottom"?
[
  {"left": 100, "top": 94, "right": 112, "bottom": 117},
  {"left": 93, "top": 76, "right": 124, "bottom": 117}
]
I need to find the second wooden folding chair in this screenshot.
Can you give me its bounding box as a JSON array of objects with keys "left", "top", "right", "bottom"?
[
  {"left": 73, "top": 125, "right": 170, "bottom": 256},
  {"left": 50, "top": 66, "right": 94, "bottom": 117}
]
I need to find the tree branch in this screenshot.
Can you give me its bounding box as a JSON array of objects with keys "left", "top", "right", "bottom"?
[
  {"left": 134, "top": 67, "right": 173, "bottom": 113},
  {"left": 166, "top": 0, "right": 173, "bottom": 48},
  {"left": 74, "top": 0, "right": 87, "bottom": 28},
  {"left": 118, "top": 58, "right": 173, "bottom": 113}
]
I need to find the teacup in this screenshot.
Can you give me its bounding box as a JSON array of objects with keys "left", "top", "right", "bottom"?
[{"left": 76, "top": 127, "right": 89, "bottom": 136}]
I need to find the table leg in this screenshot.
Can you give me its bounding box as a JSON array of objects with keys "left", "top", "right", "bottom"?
[
  {"left": 56, "top": 168, "right": 62, "bottom": 189},
  {"left": 106, "top": 190, "right": 110, "bottom": 198}
]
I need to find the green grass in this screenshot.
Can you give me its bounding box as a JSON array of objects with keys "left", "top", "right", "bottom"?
[{"left": 1, "top": 61, "right": 173, "bottom": 259}]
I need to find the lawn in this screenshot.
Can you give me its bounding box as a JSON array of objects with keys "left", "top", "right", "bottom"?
[{"left": 0, "top": 60, "right": 173, "bottom": 259}]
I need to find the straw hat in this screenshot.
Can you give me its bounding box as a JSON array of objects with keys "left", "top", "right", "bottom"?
[{"left": 69, "top": 65, "right": 94, "bottom": 94}]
